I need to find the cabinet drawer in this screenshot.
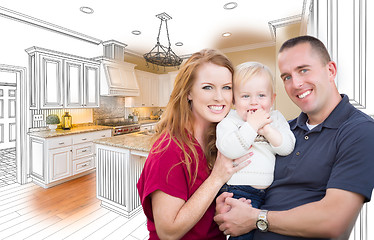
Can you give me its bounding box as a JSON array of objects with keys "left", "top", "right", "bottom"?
[
  {"left": 92, "top": 130, "right": 112, "bottom": 139},
  {"left": 72, "top": 132, "right": 95, "bottom": 145},
  {"left": 48, "top": 136, "right": 72, "bottom": 149},
  {"left": 73, "top": 156, "right": 94, "bottom": 175},
  {"left": 72, "top": 142, "right": 93, "bottom": 159}
]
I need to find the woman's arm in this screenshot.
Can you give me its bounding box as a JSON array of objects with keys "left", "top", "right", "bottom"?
[{"left": 151, "top": 152, "right": 252, "bottom": 240}]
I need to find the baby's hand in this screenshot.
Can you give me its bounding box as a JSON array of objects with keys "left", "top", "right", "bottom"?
[
  {"left": 246, "top": 109, "right": 272, "bottom": 132},
  {"left": 258, "top": 122, "right": 273, "bottom": 136}
]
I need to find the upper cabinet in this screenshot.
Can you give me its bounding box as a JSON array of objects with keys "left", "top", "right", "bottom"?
[
  {"left": 125, "top": 70, "right": 178, "bottom": 108},
  {"left": 159, "top": 71, "right": 178, "bottom": 107},
  {"left": 128, "top": 70, "right": 159, "bottom": 107},
  {"left": 26, "top": 47, "right": 100, "bottom": 109}
]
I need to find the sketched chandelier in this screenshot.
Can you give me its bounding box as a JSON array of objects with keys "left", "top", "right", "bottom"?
[{"left": 143, "top": 12, "right": 182, "bottom": 68}]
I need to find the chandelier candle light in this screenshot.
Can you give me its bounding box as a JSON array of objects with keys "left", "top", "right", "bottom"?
[{"left": 143, "top": 12, "right": 182, "bottom": 70}]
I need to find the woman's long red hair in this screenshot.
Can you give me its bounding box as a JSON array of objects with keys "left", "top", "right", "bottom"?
[{"left": 151, "top": 48, "right": 234, "bottom": 184}]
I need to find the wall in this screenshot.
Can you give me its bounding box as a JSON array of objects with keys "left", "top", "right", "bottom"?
[
  {"left": 224, "top": 30, "right": 301, "bottom": 121},
  {"left": 225, "top": 46, "right": 276, "bottom": 77},
  {"left": 274, "top": 23, "right": 302, "bottom": 120}
]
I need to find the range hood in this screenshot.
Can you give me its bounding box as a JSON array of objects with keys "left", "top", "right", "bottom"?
[{"left": 96, "top": 40, "right": 140, "bottom": 97}]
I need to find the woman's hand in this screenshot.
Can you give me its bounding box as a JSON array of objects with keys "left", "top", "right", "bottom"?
[{"left": 210, "top": 151, "right": 253, "bottom": 186}]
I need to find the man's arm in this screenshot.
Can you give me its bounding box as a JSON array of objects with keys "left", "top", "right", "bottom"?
[{"left": 215, "top": 188, "right": 364, "bottom": 238}]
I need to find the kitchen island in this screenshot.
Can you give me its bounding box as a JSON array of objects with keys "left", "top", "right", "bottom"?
[{"left": 93, "top": 131, "right": 153, "bottom": 217}]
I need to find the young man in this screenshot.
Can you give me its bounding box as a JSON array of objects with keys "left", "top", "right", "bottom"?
[{"left": 214, "top": 35, "right": 374, "bottom": 239}]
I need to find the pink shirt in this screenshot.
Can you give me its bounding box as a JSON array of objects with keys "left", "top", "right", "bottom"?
[{"left": 137, "top": 134, "right": 225, "bottom": 240}]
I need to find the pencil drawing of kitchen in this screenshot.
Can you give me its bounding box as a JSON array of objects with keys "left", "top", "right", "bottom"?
[{"left": 0, "top": 0, "right": 373, "bottom": 239}]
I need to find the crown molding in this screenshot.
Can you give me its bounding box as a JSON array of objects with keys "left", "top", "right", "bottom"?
[
  {"left": 0, "top": 6, "right": 102, "bottom": 45},
  {"left": 221, "top": 41, "right": 276, "bottom": 53}
]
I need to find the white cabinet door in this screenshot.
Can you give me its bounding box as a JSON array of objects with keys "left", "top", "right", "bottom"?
[
  {"left": 134, "top": 73, "right": 149, "bottom": 107},
  {"left": 84, "top": 63, "right": 100, "bottom": 107},
  {"left": 150, "top": 75, "right": 159, "bottom": 107},
  {"left": 48, "top": 145, "right": 72, "bottom": 182},
  {"left": 65, "top": 60, "right": 83, "bottom": 108},
  {"left": 40, "top": 54, "right": 64, "bottom": 108},
  {"left": 158, "top": 71, "right": 178, "bottom": 107}
]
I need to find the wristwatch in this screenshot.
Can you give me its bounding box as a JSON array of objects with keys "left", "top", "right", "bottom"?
[{"left": 256, "top": 210, "right": 269, "bottom": 232}]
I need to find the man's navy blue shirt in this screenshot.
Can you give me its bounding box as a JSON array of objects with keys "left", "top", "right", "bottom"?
[{"left": 254, "top": 95, "right": 374, "bottom": 240}]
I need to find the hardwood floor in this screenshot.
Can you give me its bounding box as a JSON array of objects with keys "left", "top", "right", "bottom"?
[{"left": 0, "top": 172, "right": 148, "bottom": 240}]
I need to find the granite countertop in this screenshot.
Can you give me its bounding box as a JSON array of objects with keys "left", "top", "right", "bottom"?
[
  {"left": 138, "top": 119, "right": 160, "bottom": 125},
  {"left": 93, "top": 131, "right": 153, "bottom": 152},
  {"left": 28, "top": 125, "right": 113, "bottom": 138}
]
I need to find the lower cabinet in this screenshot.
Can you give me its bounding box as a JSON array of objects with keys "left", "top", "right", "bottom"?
[
  {"left": 49, "top": 146, "right": 72, "bottom": 182},
  {"left": 29, "top": 129, "right": 111, "bottom": 188}
]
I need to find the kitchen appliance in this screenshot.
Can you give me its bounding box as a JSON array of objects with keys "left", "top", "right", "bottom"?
[
  {"left": 61, "top": 112, "right": 72, "bottom": 130},
  {"left": 96, "top": 118, "right": 140, "bottom": 136}
]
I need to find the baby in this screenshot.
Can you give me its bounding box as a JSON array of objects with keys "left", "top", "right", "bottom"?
[{"left": 216, "top": 62, "right": 296, "bottom": 239}]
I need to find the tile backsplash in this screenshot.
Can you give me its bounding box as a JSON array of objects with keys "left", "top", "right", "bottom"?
[
  {"left": 93, "top": 96, "right": 127, "bottom": 121},
  {"left": 31, "top": 96, "right": 165, "bottom": 128},
  {"left": 93, "top": 96, "right": 164, "bottom": 122}
]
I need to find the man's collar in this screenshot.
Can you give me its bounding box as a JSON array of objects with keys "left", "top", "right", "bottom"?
[{"left": 291, "top": 94, "right": 353, "bottom": 131}]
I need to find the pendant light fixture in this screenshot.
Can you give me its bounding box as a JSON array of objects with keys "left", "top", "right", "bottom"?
[{"left": 143, "top": 12, "right": 182, "bottom": 70}]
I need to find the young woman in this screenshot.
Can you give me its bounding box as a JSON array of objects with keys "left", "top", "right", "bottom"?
[{"left": 137, "top": 49, "right": 252, "bottom": 239}]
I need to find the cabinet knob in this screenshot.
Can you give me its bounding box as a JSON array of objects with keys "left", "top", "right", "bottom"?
[
  {"left": 82, "top": 149, "right": 87, "bottom": 152},
  {"left": 59, "top": 142, "right": 65, "bottom": 145},
  {"left": 82, "top": 138, "right": 87, "bottom": 140}
]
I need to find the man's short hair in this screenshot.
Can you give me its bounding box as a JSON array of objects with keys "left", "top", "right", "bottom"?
[{"left": 279, "top": 35, "right": 331, "bottom": 65}]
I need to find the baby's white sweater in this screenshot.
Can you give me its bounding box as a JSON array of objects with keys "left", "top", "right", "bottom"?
[{"left": 216, "top": 110, "right": 295, "bottom": 188}]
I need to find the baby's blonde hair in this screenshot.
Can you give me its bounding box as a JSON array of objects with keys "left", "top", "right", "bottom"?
[{"left": 233, "top": 62, "right": 274, "bottom": 100}]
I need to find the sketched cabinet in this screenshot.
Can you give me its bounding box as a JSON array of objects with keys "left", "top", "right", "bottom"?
[
  {"left": 29, "top": 129, "right": 111, "bottom": 188},
  {"left": 83, "top": 63, "right": 99, "bottom": 107},
  {"left": 65, "top": 60, "right": 99, "bottom": 108},
  {"left": 40, "top": 54, "right": 64, "bottom": 108},
  {"left": 48, "top": 145, "right": 72, "bottom": 182},
  {"left": 65, "top": 60, "right": 84, "bottom": 107},
  {"left": 26, "top": 46, "right": 100, "bottom": 109}
]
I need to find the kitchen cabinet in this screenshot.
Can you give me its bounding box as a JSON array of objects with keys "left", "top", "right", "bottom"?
[
  {"left": 49, "top": 145, "right": 72, "bottom": 182},
  {"left": 158, "top": 71, "right": 178, "bottom": 107},
  {"left": 132, "top": 70, "right": 159, "bottom": 107},
  {"left": 40, "top": 54, "right": 64, "bottom": 108},
  {"left": 140, "top": 122, "right": 157, "bottom": 131},
  {"left": 29, "top": 129, "right": 111, "bottom": 188},
  {"left": 95, "top": 132, "right": 151, "bottom": 217},
  {"left": 26, "top": 46, "right": 100, "bottom": 109}
]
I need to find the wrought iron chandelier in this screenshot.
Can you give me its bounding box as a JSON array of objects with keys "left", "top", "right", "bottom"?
[{"left": 143, "top": 12, "right": 182, "bottom": 69}]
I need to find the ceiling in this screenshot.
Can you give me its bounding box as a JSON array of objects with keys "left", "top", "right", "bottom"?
[{"left": 0, "top": 0, "right": 307, "bottom": 57}]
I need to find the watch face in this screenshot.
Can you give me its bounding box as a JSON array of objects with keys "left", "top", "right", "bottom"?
[{"left": 256, "top": 219, "right": 268, "bottom": 231}]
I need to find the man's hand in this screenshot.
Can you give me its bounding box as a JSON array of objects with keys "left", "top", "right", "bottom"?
[
  {"left": 214, "top": 195, "right": 260, "bottom": 236},
  {"left": 216, "top": 192, "right": 233, "bottom": 215}
]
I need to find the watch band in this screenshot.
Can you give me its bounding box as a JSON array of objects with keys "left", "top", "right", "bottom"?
[{"left": 256, "top": 210, "right": 269, "bottom": 232}]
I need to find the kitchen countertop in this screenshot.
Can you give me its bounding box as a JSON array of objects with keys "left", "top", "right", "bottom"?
[
  {"left": 138, "top": 119, "right": 160, "bottom": 125},
  {"left": 28, "top": 125, "right": 112, "bottom": 138},
  {"left": 93, "top": 131, "right": 153, "bottom": 152}
]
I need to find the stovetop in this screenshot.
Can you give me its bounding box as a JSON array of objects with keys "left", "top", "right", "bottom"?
[
  {"left": 96, "top": 118, "right": 139, "bottom": 128},
  {"left": 102, "top": 122, "right": 139, "bottom": 127}
]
